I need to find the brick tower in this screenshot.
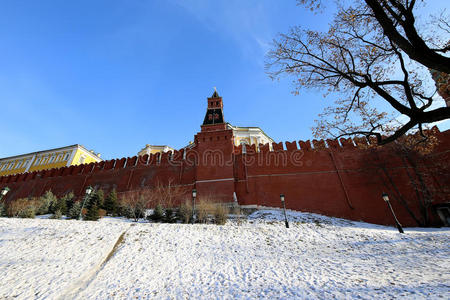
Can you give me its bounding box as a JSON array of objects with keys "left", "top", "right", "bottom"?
[{"left": 194, "top": 89, "right": 235, "bottom": 202}]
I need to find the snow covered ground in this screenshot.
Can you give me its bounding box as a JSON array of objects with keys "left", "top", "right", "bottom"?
[{"left": 0, "top": 210, "right": 449, "bottom": 299}]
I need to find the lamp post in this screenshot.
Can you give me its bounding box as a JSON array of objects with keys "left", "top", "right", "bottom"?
[
  {"left": 382, "top": 192, "right": 404, "bottom": 233},
  {"left": 280, "top": 194, "right": 289, "bottom": 228},
  {"left": 0, "top": 187, "right": 10, "bottom": 202},
  {"left": 191, "top": 189, "right": 197, "bottom": 224},
  {"left": 79, "top": 186, "right": 93, "bottom": 220}
]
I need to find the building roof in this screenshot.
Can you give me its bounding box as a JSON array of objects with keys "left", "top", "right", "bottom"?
[
  {"left": 0, "top": 144, "right": 102, "bottom": 161},
  {"left": 227, "top": 124, "right": 274, "bottom": 142}
]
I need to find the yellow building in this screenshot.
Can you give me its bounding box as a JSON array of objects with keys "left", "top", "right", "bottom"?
[
  {"left": 0, "top": 144, "right": 102, "bottom": 177},
  {"left": 138, "top": 145, "right": 175, "bottom": 156},
  {"left": 228, "top": 124, "right": 274, "bottom": 147}
]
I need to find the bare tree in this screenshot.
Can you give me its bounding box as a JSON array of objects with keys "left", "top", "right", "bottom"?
[
  {"left": 119, "top": 190, "right": 150, "bottom": 222},
  {"left": 363, "top": 131, "right": 448, "bottom": 226},
  {"left": 153, "top": 178, "right": 187, "bottom": 208},
  {"left": 267, "top": 0, "right": 450, "bottom": 144}
]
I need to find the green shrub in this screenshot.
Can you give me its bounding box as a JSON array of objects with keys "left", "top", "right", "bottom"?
[
  {"left": 38, "top": 190, "right": 57, "bottom": 215},
  {"left": 0, "top": 203, "right": 6, "bottom": 217},
  {"left": 103, "top": 189, "right": 118, "bottom": 215},
  {"left": 50, "top": 209, "right": 62, "bottom": 219},
  {"left": 90, "top": 190, "right": 104, "bottom": 209},
  {"left": 68, "top": 202, "right": 81, "bottom": 219},
  {"left": 61, "top": 192, "right": 75, "bottom": 215},
  {"left": 118, "top": 205, "right": 133, "bottom": 218},
  {"left": 53, "top": 197, "right": 67, "bottom": 216},
  {"left": 85, "top": 196, "right": 100, "bottom": 221},
  {"left": 164, "top": 208, "right": 176, "bottom": 223},
  {"left": 149, "top": 204, "right": 164, "bottom": 222}
]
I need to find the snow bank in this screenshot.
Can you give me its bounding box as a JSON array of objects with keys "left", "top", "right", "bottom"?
[
  {"left": 0, "top": 211, "right": 449, "bottom": 299},
  {"left": 0, "top": 218, "right": 128, "bottom": 299}
]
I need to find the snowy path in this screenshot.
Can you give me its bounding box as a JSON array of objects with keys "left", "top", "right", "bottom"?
[
  {"left": 0, "top": 218, "right": 128, "bottom": 299},
  {"left": 1, "top": 211, "right": 449, "bottom": 299}
]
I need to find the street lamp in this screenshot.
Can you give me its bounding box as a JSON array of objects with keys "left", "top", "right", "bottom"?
[
  {"left": 280, "top": 194, "right": 289, "bottom": 228},
  {"left": 0, "top": 187, "right": 10, "bottom": 202},
  {"left": 382, "top": 192, "right": 404, "bottom": 233},
  {"left": 79, "top": 186, "right": 94, "bottom": 220},
  {"left": 191, "top": 188, "right": 197, "bottom": 224}
]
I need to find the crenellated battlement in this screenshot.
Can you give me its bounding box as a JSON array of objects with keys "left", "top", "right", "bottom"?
[
  {"left": 232, "top": 126, "right": 442, "bottom": 155},
  {"left": 0, "top": 126, "right": 444, "bottom": 186}
]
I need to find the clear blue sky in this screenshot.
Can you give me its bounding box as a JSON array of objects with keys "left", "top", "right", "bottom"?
[{"left": 0, "top": 0, "right": 448, "bottom": 159}]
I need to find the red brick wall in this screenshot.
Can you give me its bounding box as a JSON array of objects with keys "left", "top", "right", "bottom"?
[{"left": 1, "top": 129, "right": 449, "bottom": 227}]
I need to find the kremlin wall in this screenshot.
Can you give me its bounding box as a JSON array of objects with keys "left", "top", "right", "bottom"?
[{"left": 1, "top": 91, "right": 449, "bottom": 227}]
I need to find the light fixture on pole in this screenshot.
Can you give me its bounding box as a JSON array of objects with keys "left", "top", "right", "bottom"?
[
  {"left": 79, "top": 186, "right": 94, "bottom": 221},
  {"left": 382, "top": 192, "right": 404, "bottom": 233},
  {"left": 280, "top": 193, "right": 289, "bottom": 228},
  {"left": 191, "top": 188, "right": 197, "bottom": 224},
  {"left": 0, "top": 187, "right": 10, "bottom": 202}
]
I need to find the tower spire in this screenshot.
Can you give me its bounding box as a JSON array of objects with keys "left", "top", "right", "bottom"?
[
  {"left": 211, "top": 87, "right": 219, "bottom": 98},
  {"left": 202, "top": 89, "right": 225, "bottom": 127}
]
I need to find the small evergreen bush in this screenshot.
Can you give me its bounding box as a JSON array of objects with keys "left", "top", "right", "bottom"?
[
  {"left": 68, "top": 202, "right": 81, "bottom": 219},
  {"left": 61, "top": 192, "right": 75, "bottom": 215},
  {"left": 37, "top": 190, "right": 57, "bottom": 215},
  {"left": 149, "top": 204, "right": 164, "bottom": 222},
  {"left": 164, "top": 208, "right": 176, "bottom": 223},
  {"left": 54, "top": 197, "right": 67, "bottom": 216},
  {"left": 118, "top": 205, "right": 133, "bottom": 218},
  {"left": 0, "top": 203, "right": 7, "bottom": 217},
  {"left": 50, "top": 209, "right": 62, "bottom": 219},
  {"left": 103, "top": 189, "right": 118, "bottom": 216},
  {"left": 85, "top": 196, "right": 100, "bottom": 221},
  {"left": 90, "top": 190, "right": 104, "bottom": 210}
]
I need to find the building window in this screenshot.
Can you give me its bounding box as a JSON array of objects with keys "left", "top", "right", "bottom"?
[
  {"left": 57, "top": 154, "right": 62, "bottom": 161},
  {"left": 49, "top": 156, "right": 55, "bottom": 163},
  {"left": 35, "top": 158, "right": 41, "bottom": 166},
  {"left": 64, "top": 153, "right": 70, "bottom": 161}
]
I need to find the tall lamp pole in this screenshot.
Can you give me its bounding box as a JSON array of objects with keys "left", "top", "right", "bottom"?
[
  {"left": 79, "top": 186, "right": 93, "bottom": 221},
  {"left": 191, "top": 189, "right": 197, "bottom": 224},
  {"left": 0, "top": 187, "right": 10, "bottom": 202},
  {"left": 382, "top": 192, "right": 404, "bottom": 233},
  {"left": 280, "top": 194, "right": 289, "bottom": 228}
]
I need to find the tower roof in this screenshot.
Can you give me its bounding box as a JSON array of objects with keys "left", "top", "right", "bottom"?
[
  {"left": 211, "top": 87, "right": 219, "bottom": 98},
  {"left": 203, "top": 89, "right": 225, "bottom": 126}
]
